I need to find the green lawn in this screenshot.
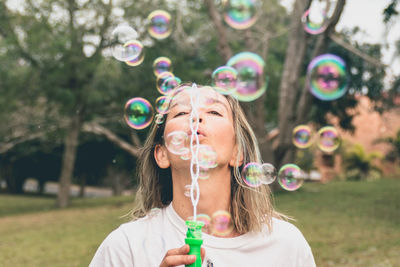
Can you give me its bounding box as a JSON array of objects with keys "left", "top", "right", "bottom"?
[{"left": 0, "top": 179, "right": 399, "bottom": 266}]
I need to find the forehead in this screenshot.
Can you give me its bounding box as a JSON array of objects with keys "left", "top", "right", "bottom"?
[{"left": 170, "top": 86, "right": 231, "bottom": 108}]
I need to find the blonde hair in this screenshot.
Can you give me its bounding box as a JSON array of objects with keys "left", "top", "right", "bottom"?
[{"left": 132, "top": 85, "right": 285, "bottom": 234}]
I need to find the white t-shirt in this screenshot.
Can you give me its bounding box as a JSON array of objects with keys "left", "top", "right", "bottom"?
[{"left": 90, "top": 204, "right": 316, "bottom": 267}]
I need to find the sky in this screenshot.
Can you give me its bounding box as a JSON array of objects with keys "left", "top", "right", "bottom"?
[{"left": 280, "top": 0, "right": 400, "bottom": 82}]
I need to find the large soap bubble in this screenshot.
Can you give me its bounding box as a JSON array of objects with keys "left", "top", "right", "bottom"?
[{"left": 307, "top": 54, "right": 348, "bottom": 101}]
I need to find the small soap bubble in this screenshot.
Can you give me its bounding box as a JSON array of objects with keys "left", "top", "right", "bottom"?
[
  {"left": 211, "top": 210, "right": 234, "bottom": 237},
  {"left": 212, "top": 66, "right": 238, "bottom": 95},
  {"left": 124, "top": 97, "right": 154, "bottom": 130},
  {"left": 188, "top": 214, "right": 211, "bottom": 234},
  {"left": 154, "top": 114, "right": 165, "bottom": 125},
  {"left": 307, "top": 54, "right": 348, "bottom": 101},
  {"left": 165, "top": 131, "right": 190, "bottom": 155},
  {"left": 124, "top": 40, "right": 144, "bottom": 67},
  {"left": 278, "top": 163, "right": 304, "bottom": 191},
  {"left": 155, "top": 95, "right": 172, "bottom": 114},
  {"left": 184, "top": 184, "right": 197, "bottom": 198},
  {"left": 317, "top": 126, "right": 340, "bottom": 153},
  {"left": 147, "top": 10, "right": 172, "bottom": 40},
  {"left": 292, "top": 125, "right": 313, "bottom": 149},
  {"left": 301, "top": 8, "right": 328, "bottom": 35},
  {"left": 110, "top": 25, "right": 140, "bottom": 61},
  {"left": 223, "top": 0, "right": 258, "bottom": 30},
  {"left": 227, "top": 52, "right": 266, "bottom": 102},
  {"left": 261, "top": 163, "right": 276, "bottom": 185},
  {"left": 160, "top": 76, "right": 182, "bottom": 95},
  {"left": 156, "top": 72, "right": 175, "bottom": 95},
  {"left": 198, "top": 144, "right": 218, "bottom": 169},
  {"left": 153, "top": 57, "right": 173, "bottom": 77},
  {"left": 242, "top": 162, "right": 263, "bottom": 187}
]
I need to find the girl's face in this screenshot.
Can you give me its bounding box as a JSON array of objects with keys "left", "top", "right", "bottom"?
[{"left": 162, "top": 86, "right": 238, "bottom": 169}]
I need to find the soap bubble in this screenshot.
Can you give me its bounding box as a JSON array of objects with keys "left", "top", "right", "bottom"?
[
  {"left": 317, "top": 126, "right": 340, "bottom": 153},
  {"left": 155, "top": 95, "right": 172, "bottom": 114},
  {"left": 156, "top": 72, "right": 175, "bottom": 95},
  {"left": 184, "top": 184, "right": 198, "bottom": 198},
  {"left": 154, "top": 114, "right": 165, "bottom": 125},
  {"left": 307, "top": 54, "right": 348, "bottom": 101},
  {"left": 187, "top": 214, "right": 211, "bottom": 234},
  {"left": 165, "top": 131, "right": 190, "bottom": 155},
  {"left": 153, "top": 57, "right": 173, "bottom": 77},
  {"left": 261, "top": 163, "right": 277, "bottom": 184},
  {"left": 147, "top": 10, "right": 172, "bottom": 40},
  {"left": 124, "top": 97, "right": 154, "bottom": 130},
  {"left": 212, "top": 66, "right": 238, "bottom": 95},
  {"left": 211, "top": 210, "right": 234, "bottom": 237},
  {"left": 278, "top": 163, "right": 304, "bottom": 191},
  {"left": 301, "top": 8, "right": 328, "bottom": 35},
  {"left": 110, "top": 25, "right": 140, "bottom": 61},
  {"left": 227, "top": 52, "right": 266, "bottom": 102},
  {"left": 124, "top": 40, "right": 144, "bottom": 67},
  {"left": 292, "top": 125, "right": 313, "bottom": 149},
  {"left": 160, "top": 77, "right": 182, "bottom": 96},
  {"left": 242, "top": 162, "right": 276, "bottom": 187},
  {"left": 223, "top": 0, "right": 258, "bottom": 30}
]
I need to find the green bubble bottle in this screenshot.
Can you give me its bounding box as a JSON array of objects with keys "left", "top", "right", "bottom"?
[{"left": 185, "top": 220, "right": 204, "bottom": 267}]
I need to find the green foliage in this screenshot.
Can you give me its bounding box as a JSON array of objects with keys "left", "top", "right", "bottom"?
[
  {"left": 342, "top": 143, "right": 383, "bottom": 180},
  {"left": 374, "top": 128, "right": 400, "bottom": 163}
]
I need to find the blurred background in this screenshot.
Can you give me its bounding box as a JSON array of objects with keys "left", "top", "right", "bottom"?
[{"left": 0, "top": 0, "right": 399, "bottom": 266}]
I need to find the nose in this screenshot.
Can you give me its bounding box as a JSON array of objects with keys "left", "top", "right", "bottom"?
[{"left": 192, "top": 117, "right": 203, "bottom": 123}]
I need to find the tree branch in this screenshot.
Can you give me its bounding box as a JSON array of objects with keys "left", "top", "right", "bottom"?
[{"left": 82, "top": 122, "right": 140, "bottom": 157}]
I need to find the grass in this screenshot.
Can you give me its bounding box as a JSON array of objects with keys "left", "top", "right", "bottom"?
[{"left": 0, "top": 179, "right": 399, "bottom": 266}]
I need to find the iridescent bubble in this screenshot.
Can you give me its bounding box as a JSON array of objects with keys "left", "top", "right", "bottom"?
[
  {"left": 124, "top": 40, "right": 144, "bottom": 67},
  {"left": 317, "top": 126, "right": 340, "bottom": 153},
  {"left": 211, "top": 210, "right": 234, "bottom": 237},
  {"left": 302, "top": 0, "right": 335, "bottom": 35},
  {"left": 261, "top": 163, "right": 277, "bottom": 184},
  {"left": 154, "top": 114, "right": 165, "bottom": 125},
  {"left": 184, "top": 184, "right": 198, "bottom": 198},
  {"left": 223, "top": 0, "right": 258, "bottom": 30},
  {"left": 160, "top": 76, "right": 182, "bottom": 95},
  {"left": 110, "top": 25, "right": 140, "bottom": 61},
  {"left": 307, "top": 54, "right": 348, "bottom": 101},
  {"left": 153, "top": 57, "right": 173, "bottom": 77},
  {"left": 198, "top": 167, "right": 210, "bottom": 180},
  {"left": 147, "top": 10, "right": 172, "bottom": 40},
  {"left": 242, "top": 162, "right": 263, "bottom": 187},
  {"left": 212, "top": 66, "right": 238, "bottom": 95},
  {"left": 227, "top": 52, "right": 266, "bottom": 102},
  {"left": 187, "top": 214, "right": 211, "bottom": 234},
  {"left": 278, "top": 163, "right": 304, "bottom": 191},
  {"left": 156, "top": 72, "right": 175, "bottom": 95},
  {"left": 198, "top": 144, "right": 218, "bottom": 169},
  {"left": 155, "top": 95, "right": 171, "bottom": 114},
  {"left": 292, "top": 125, "right": 313, "bottom": 149},
  {"left": 165, "top": 131, "right": 190, "bottom": 155},
  {"left": 124, "top": 97, "right": 154, "bottom": 130}
]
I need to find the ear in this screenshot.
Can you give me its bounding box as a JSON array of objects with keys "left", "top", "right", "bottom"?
[
  {"left": 229, "top": 144, "right": 244, "bottom": 167},
  {"left": 154, "top": 144, "right": 171, "bottom": 169}
]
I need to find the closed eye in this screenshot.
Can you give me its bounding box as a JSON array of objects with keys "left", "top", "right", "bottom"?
[
  {"left": 173, "top": 111, "right": 189, "bottom": 118},
  {"left": 208, "top": 110, "right": 222, "bottom": 116}
]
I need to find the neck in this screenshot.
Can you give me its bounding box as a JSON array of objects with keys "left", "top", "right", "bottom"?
[{"left": 171, "top": 164, "right": 232, "bottom": 222}]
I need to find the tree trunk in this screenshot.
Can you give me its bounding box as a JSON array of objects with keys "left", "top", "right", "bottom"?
[
  {"left": 79, "top": 175, "right": 86, "bottom": 198},
  {"left": 57, "top": 112, "right": 82, "bottom": 208},
  {"left": 275, "top": 0, "right": 312, "bottom": 168}
]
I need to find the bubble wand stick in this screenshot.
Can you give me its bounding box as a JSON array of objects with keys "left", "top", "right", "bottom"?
[{"left": 185, "top": 84, "right": 204, "bottom": 267}]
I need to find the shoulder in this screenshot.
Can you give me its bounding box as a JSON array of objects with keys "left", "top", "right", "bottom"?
[{"left": 89, "top": 209, "right": 165, "bottom": 267}]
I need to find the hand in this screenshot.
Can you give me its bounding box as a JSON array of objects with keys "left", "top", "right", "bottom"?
[{"left": 159, "top": 244, "right": 206, "bottom": 267}]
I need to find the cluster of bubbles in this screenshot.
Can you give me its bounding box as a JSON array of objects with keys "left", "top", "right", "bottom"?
[
  {"left": 211, "top": 51, "right": 267, "bottom": 102},
  {"left": 187, "top": 210, "right": 234, "bottom": 237},
  {"left": 292, "top": 124, "right": 341, "bottom": 153}
]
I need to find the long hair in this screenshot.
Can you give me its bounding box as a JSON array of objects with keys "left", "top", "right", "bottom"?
[{"left": 131, "top": 85, "right": 285, "bottom": 234}]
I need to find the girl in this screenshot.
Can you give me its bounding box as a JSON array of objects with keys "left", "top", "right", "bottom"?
[{"left": 90, "top": 85, "right": 316, "bottom": 267}]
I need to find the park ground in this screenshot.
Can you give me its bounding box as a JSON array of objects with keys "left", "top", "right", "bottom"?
[{"left": 0, "top": 178, "right": 399, "bottom": 266}]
